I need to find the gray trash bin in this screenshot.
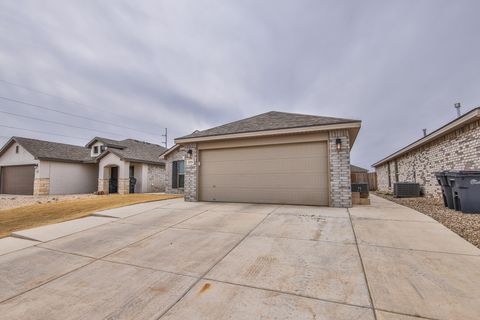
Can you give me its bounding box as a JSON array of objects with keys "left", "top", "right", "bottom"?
[
  {"left": 447, "top": 171, "right": 480, "bottom": 213},
  {"left": 435, "top": 171, "right": 455, "bottom": 209}
]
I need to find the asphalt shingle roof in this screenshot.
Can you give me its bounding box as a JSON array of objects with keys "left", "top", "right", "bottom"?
[
  {"left": 350, "top": 165, "right": 368, "bottom": 173},
  {"left": 2, "top": 137, "right": 167, "bottom": 164},
  {"left": 105, "top": 139, "right": 167, "bottom": 164},
  {"left": 12, "top": 137, "right": 93, "bottom": 162},
  {"left": 177, "top": 111, "right": 360, "bottom": 140}
]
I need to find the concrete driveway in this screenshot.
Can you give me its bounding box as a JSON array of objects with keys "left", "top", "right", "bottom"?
[{"left": 0, "top": 195, "right": 479, "bottom": 319}]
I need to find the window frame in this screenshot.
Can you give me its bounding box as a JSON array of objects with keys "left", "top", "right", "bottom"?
[
  {"left": 172, "top": 160, "right": 185, "bottom": 189},
  {"left": 93, "top": 146, "right": 99, "bottom": 154}
]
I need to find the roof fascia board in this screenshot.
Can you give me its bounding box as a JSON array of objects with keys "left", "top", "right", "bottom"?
[
  {"left": 159, "top": 144, "right": 180, "bottom": 159},
  {"left": 175, "top": 122, "right": 361, "bottom": 144},
  {"left": 373, "top": 108, "right": 480, "bottom": 167}
]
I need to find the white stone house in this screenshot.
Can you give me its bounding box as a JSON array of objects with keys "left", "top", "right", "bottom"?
[
  {"left": 0, "top": 136, "right": 166, "bottom": 195},
  {"left": 162, "top": 111, "right": 361, "bottom": 208},
  {"left": 373, "top": 107, "right": 480, "bottom": 198}
]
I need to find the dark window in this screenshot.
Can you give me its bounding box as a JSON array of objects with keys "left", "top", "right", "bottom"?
[
  {"left": 15, "top": 146, "right": 19, "bottom": 153},
  {"left": 394, "top": 160, "right": 399, "bottom": 183},
  {"left": 100, "top": 145, "right": 106, "bottom": 152},
  {"left": 93, "top": 146, "right": 99, "bottom": 154},
  {"left": 172, "top": 160, "right": 185, "bottom": 188},
  {"left": 387, "top": 162, "right": 392, "bottom": 188}
]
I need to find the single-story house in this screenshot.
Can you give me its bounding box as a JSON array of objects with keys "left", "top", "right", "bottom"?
[
  {"left": 0, "top": 136, "right": 166, "bottom": 195},
  {"left": 161, "top": 111, "right": 361, "bottom": 207},
  {"left": 372, "top": 107, "right": 480, "bottom": 198}
]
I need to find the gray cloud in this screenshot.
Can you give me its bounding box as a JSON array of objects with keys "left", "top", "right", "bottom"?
[{"left": 0, "top": 0, "right": 479, "bottom": 169}]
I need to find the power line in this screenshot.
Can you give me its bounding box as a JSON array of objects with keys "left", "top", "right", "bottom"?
[
  {"left": 0, "top": 95, "right": 160, "bottom": 136},
  {"left": 0, "top": 108, "right": 126, "bottom": 138},
  {"left": 0, "top": 124, "right": 85, "bottom": 140},
  {"left": 0, "top": 79, "right": 96, "bottom": 109}
]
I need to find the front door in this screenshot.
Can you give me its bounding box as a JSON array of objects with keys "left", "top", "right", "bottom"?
[{"left": 109, "top": 167, "right": 118, "bottom": 193}]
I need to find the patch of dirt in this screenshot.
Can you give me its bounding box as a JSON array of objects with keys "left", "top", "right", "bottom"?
[
  {"left": 0, "top": 194, "right": 97, "bottom": 210},
  {"left": 375, "top": 192, "right": 480, "bottom": 248}
]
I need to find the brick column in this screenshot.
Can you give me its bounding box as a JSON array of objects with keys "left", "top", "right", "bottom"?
[
  {"left": 329, "top": 130, "right": 352, "bottom": 208},
  {"left": 184, "top": 143, "right": 198, "bottom": 202}
]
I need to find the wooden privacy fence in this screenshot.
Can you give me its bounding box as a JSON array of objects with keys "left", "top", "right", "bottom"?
[{"left": 351, "top": 172, "right": 378, "bottom": 191}]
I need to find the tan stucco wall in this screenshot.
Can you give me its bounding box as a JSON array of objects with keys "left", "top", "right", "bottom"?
[
  {"left": 0, "top": 142, "right": 38, "bottom": 166},
  {"left": 98, "top": 153, "right": 130, "bottom": 179},
  {"left": 90, "top": 141, "right": 104, "bottom": 157}
]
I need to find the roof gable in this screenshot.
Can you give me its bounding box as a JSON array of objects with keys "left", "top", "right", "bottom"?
[
  {"left": 96, "top": 139, "right": 167, "bottom": 164},
  {"left": 176, "top": 111, "right": 360, "bottom": 141},
  {"left": 2, "top": 137, "right": 93, "bottom": 163},
  {"left": 86, "top": 137, "right": 126, "bottom": 149}
]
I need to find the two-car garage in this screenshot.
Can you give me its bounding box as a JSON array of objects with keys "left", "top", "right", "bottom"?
[
  {"left": 0, "top": 165, "right": 35, "bottom": 195},
  {"left": 199, "top": 141, "right": 329, "bottom": 206},
  {"left": 170, "top": 111, "right": 361, "bottom": 208}
]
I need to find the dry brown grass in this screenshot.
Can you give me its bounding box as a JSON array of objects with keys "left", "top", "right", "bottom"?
[{"left": 0, "top": 194, "right": 182, "bottom": 238}]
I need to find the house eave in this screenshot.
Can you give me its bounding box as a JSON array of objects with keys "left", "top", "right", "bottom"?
[
  {"left": 372, "top": 107, "right": 480, "bottom": 167},
  {"left": 175, "top": 122, "right": 362, "bottom": 146}
]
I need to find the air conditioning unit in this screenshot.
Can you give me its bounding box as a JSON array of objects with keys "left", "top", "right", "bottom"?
[{"left": 393, "top": 182, "right": 420, "bottom": 198}]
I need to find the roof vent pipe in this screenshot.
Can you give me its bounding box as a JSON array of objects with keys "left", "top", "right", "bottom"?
[
  {"left": 422, "top": 128, "right": 427, "bottom": 137},
  {"left": 454, "top": 102, "right": 462, "bottom": 118}
]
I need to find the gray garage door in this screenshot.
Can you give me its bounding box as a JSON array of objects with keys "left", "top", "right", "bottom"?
[
  {"left": 0, "top": 165, "right": 35, "bottom": 195},
  {"left": 199, "top": 142, "right": 329, "bottom": 205}
]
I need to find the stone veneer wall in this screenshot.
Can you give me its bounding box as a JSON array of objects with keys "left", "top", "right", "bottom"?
[
  {"left": 33, "top": 178, "right": 50, "bottom": 195},
  {"left": 165, "top": 147, "right": 187, "bottom": 194},
  {"left": 328, "top": 130, "right": 352, "bottom": 208},
  {"left": 98, "top": 179, "right": 109, "bottom": 194},
  {"left": 147, "top": 165, "right": 165, "bottom": 192},
  {"left": 118, "top": 178, "right": 129, "bottom": 194},
  {"left": 376, "top": 119, "right": 480, "bottom": 198}
]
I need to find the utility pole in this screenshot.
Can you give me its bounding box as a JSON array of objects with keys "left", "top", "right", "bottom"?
[{"left": 161, "top": 128, "right": 168, "bottom": 148}]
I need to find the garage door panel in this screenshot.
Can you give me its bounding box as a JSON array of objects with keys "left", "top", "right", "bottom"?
[
  {"left": 199, "top": 142, "right": 329, "bottom": 206},
  {"left": 201, "top": 186, "right": 328, "bottom": 206},
  {"left": 201, "top": 144, "right": 325, "bottom": 162},
  {"left": 1, "top": 165, "right": 35, "bottom": 195},
  {"left": 200, "top": 158, "right": 327, "bottom": 175},
  {"left": 203, "top": 173, "right": 328, "bottom": 189}
]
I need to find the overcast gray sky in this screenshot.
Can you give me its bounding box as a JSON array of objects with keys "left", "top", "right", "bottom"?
[{"left": 1, "top": 0, "right": 479, "bottom": 169}]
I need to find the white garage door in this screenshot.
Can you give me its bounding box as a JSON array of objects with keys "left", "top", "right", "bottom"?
[{"left": 199, "top": 142, "right": 329, "bottom": 205}]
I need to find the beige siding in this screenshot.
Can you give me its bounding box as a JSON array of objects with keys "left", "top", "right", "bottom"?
[{"left": 199, "top": 142, "right": 329, "bottom": 205}]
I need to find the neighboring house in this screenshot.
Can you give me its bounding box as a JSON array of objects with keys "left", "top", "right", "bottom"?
[
  {"left": 159, "top": 144, "right": 188, "bottom": 195},
  {"left": 163, "top": 111, "right": 361, "bottom": 207},
  {"left": 373, "top": 107, "right": 480, "bottom": 198},
  {"left": 0, "top": 136, "right": 166, "bottom": 195}
]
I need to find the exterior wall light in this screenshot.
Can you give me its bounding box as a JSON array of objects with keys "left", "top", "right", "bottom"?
[
  {"left": 335, "top": 138, "right": 342, "bottom": 151},
  {"left": 186, "top": 149, "right": 193, "bottom": 159}
]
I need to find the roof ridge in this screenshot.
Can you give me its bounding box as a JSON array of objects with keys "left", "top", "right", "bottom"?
[{"left": 13, "top": 136, "right": 87, "bottom": 149}]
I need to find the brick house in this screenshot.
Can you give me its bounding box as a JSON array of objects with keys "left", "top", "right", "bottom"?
[
  {"left": 373, "top": 107, "right": 480, "bottom": 198},
  {"left": 162, "top": 111, "right": 361, "bottom": 207}
]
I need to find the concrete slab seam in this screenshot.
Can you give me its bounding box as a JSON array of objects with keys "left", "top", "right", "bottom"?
[
  {"left": 347, "top": 207, "right": 378, "bottom": 320},
  {"left": 154, "top": 206, "right": 279, "bottom": 320}
]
